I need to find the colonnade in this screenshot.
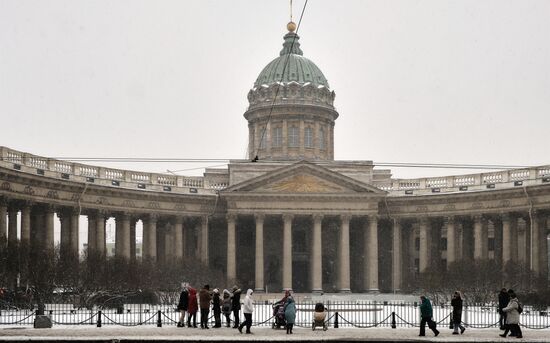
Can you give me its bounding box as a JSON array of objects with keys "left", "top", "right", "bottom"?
[
  {"left": 1, "top": 198, "right": 549, "bottom": 293},
  {"left": 225, "top": 213, "right": 380, "bottom": 293}
]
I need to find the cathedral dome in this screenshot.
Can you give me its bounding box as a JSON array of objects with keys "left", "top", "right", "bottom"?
[{"left": 254, "top": 31, "right": 330, "bottom": 89}]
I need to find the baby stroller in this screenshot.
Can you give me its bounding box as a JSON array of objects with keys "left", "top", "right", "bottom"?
[
  {"left": 271, "top": 300, "right": 287, "bottom": 329},
  {"left": 312, "top": 302, "right": 328, "bottom": 331}
]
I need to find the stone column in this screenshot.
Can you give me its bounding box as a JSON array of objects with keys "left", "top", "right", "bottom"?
[
  {"left": 59, "top": 211, "right": 71, "bottom": 252},
  {"left": 254, "top": 214, "right": 265, "bottom": 292},
  {"left": 311, "top": 214, "right": 323, "bottom": 293},
  {"left": 116, "top": 213, "right": 131, "bottom": 259},
  {"left": 446, "top": 216, "right": 456, "bottom": 267},
  {"left": 199, "top": 216, "right": 209, "bottom": 265},
  {"left": 531, "top": 211, "right": 541, "bottom": 275},
  {"left": 473, "top": 215, "right": 483, "bottom": 260},
  {"left": 367, "top": 215, "right": 379, "bottom": 292},
  {"left": 419, "top": 218, "right": 430, "bottom": 273},
  {"left": 44, "top": 206, "right": 55, "bottom": 251},
  {"left": 20, "top": 204, "right": 31, "bottom": 245},
  {"left": 493, "top": 218, "right": 503, "bottom": 267},
  {"left": 130, "top": 219, "right": 136, "bottom": 260},
  {"left": 69, "top": 209, "right": 80, "bottom": 260},
  {"left": 510, "top": 215, "right": 518, "bottom": 263},
  {"left": 164, "top": 223, "right": 173, "bottom": 261},
  {"left": 392, "top": 218, "right": 402, "bottom": 292},
  {"left": 540, "top": 216, "right": 549, "bottom": 280},
  {"left": 282, "top": 214, "right": 293, "bottom": 291},
  {"left": 95, "top": 212, "right": 106, "bottom": 257},
  {"left": 338, "top": 214, "right": 351, "bottom": 293},
  {"left": 87, "top": 215, "right": 96, "bottom": 254},
  {"left": 174, "top": 217, "right": 184, "bottom": 259},
  {"left": 145, "top": 215, "right": 157, "bottom": 260},
  {"left": 0, "top": 198, "right": 7, "bottom": 245},
  {"left": 502, "top": 213, "right": 511, "bottom": 265},
  {"left": 8, "top": 207, "right": 18, "bottom": 246},
  {"left": 226, "top": 214, "right": 236, "bottom": 281}
]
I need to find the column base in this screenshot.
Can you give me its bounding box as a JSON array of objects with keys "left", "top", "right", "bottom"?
[
  {"left": 338, "top": 288, "right": 351, "bottom": 293},
  {"left": 254, "top": 288, "right": 265, "bottom": 293},
  {"left": 364, "top": 289, "right": 380, "bottom": 294},
  {"left": 311, "top": 288, "right": 323, "bottom": 294}
]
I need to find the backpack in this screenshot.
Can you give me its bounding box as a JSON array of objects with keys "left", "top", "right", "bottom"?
[
  {"left": 222, "top": 299, "right": 231, "bottom": 314},
  {"left": 517, "top": 301, "right": 523, "bottom": 314}
]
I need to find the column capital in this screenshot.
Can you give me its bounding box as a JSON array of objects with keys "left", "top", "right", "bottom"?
[
  {"left": 340, "top": 214, "right": 352, "bottom": 224},
  {"left": 0, "top": 195, "right": 8, "bottom": 207},
  {"left": 282, "top": 213, "right": 294, "bottom": 222},
  {"left": 174, "top": 216, "right": 185, "bottom": 225},
  {"left": 418, "top": 217, "right": 429, "bottom": 226},
  {"left": 500, "top": 212, "right": 511, "bottom": 222},
  {"left": 147, "top": 213, "right": 159, "bottom": 223},
  {"left": 226, "top": 213, "right": 237, "bottom": 223},
  {"left": 444, "top": 216, "right": 455, "bottom": 225},
  {"left": 312, "top": 214, "right": 323, "bottom": 224},
  {"left": 254, "top": 213, "right": 265, "bottom": 223}
]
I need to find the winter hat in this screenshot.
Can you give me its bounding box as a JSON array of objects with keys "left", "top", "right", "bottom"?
[
  {"left": 213, "top": 288, "right": 219, "bottom": 294},
  {"left": 223, "top": 289, "right": 230, "bottom": 295},
  {"left": 232, "top": 285, "right": 238, "bottom": 291}
]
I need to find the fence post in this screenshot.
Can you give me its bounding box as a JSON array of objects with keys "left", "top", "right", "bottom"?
[
  {"left": 157, "top": 310, "right": 162, "bottom": 327},
  {"left": 97, "top": 310, "right": 102, "bottom": 327},
  {"left": 391, "top": 311, "right": 396, "bottom": 329},
  {"left": 334, "top": 312, "right": 339, "bottom": 328}
]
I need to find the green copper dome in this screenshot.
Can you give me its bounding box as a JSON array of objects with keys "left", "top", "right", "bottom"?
[{"left": 254, "top": 32, "right": 330, "bottom": 89}]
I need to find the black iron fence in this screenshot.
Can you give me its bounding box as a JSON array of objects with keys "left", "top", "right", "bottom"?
[{"left": 1, "top": 301, "right": 549, "bottom": 329}]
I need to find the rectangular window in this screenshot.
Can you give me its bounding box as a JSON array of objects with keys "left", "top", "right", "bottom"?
[
  {"left": 288, "top": 126, "right": 299, "bottom": 147},
  {"left": 258, "top": 127, "right": 267, "bottom": 149},
  {"left": 272, "top": 127, "right": 282, "bottom": 147},
  {"left": 305, "top": 127, "right": 313, "bottom": 148},
  {"left": 415, "top": 237, "right": 420, "bottom": 251},
  {"left": 319, "top": 128, "right": 325, "bottom": 150}
]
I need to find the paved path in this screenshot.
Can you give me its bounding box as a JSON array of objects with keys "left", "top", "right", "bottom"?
[{"left": 1, "top": 326, "right": 549, "bottom": 342}]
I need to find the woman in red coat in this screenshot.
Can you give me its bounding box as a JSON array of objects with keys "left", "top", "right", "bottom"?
[{"left": 186, "top": 287, "right": 198, "bottom": 328}]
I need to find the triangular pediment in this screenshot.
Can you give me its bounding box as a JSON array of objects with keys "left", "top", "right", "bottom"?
[{"left": 223, "top": 161, "right": 386, "bottom": 195}]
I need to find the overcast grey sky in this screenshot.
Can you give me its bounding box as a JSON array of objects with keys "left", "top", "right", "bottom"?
[{"left": 1, "top": 0, "right": 549, "bottom": 179}]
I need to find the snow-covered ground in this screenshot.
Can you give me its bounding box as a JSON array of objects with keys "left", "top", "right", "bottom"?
[{"left": 1, "top": 326, "right": 550, "bottom": 342}]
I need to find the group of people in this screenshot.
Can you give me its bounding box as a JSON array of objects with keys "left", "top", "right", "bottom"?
[
  {"left": 498, "top": 288, "right": 523, "bottom": 339},
  {"left": 419, "top": 289, "right": 523, "bottom": 338},
  {"left": 176, "top": 283, "right": 255, "bottom": 334}
]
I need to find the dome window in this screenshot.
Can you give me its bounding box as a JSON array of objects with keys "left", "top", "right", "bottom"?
[
  {"left": 319, "top": 128, "right": 325, "bottom": 150},
  {"left": 305, "top": 127, "right": 313, "bottom": 148},
  {"left": 272, "top": 127, "right": 283, "bottom": 148},
  {"left": 288, "top": 126, "right": 299, "bottom": 148}
]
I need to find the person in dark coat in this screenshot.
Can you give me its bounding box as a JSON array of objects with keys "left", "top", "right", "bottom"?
[
  {"left": 284, "top": 296, "right": 296, "bottom": 334},
  {"left": 176, "top": 282, "right": 189, "bottom": 327},
  {"left": 222, "top": 289, "right": 232, "bottom": 327},
  {"left": 451, "top": 291, "right": 465, "bottom": 334},
  {"left": 212, "top": 288, "right": 222, "bottom": 328},
  {"left": 498, "top": 288, "right": 510, "bottom": 330},
  {"left": 231, "top": 286, "right": 242, "bottom": 328},
  {"left": 199, "top": 284, "right": 212, "bottom": 329},
  {"left": 419, "top": 295, "right": 439, "bottom": 337},
  {"left": 187, "top": 286, "right": 198, "bottom": 328}
]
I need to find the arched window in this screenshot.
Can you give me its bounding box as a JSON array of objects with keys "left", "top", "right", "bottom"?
[
  {"left": 305, "top": 127, "right": 313, "bottom": 148},
  {"left": 319, "top": 128, "right": 325, "bottom": 150},
  {"left": 272, "top": 127, "right": 282, "bottom": 148},
  {"left": 288, "top": 126, "right": 299, "bottom": 147}
]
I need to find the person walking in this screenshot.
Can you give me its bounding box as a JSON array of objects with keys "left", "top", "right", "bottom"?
[
  {"left": 284, "top": 296, "right": 296, "bottom": 334},
  {"left": 212, "top": 288, "right": 222, "bottom": 328},
  {"left": 222, "top": 289, "right": 232, "bottom": 327},
  {"left": 500, "top": 289, "right": 523, "bottom": 338},
  {"left": 451, "top": 291, "right": 466, "bottom": 335},
  {"left": 176, "top": 282, "right": 189, "bottom": 327},
  {"left": 498, "top": 288, "right": 510, "bottom": 331},
  {"left": 238, "top": 289, "right": 254, "bottom": 334},
  {"left": 199, "top": 284, "right": 212, "bottom": 329},
  {"left": 187, "top": 286, "right": 198, "bottom": 328},
  {"left": 231, "top": 286, "right": 242, "bottom": 328},
  {"left": 419, "top": 295, "right": 439, "bottom": 337}
]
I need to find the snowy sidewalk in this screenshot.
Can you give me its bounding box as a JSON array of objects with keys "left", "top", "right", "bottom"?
[{"left": 1, "top": 326, "right": 550, "bottom": 342}]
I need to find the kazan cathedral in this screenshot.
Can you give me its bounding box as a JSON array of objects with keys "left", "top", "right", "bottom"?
[{"left": 1, "top": 23, "right": 549, "bottom": 293}]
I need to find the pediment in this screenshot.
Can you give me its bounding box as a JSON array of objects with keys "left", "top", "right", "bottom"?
[{"left": 223, "top": 161, "right": 386, "bottom": 195}]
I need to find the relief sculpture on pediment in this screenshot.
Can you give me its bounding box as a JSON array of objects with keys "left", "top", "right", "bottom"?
[{"left": 266, "top": 174, "right": 343, "bottom": 193}]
